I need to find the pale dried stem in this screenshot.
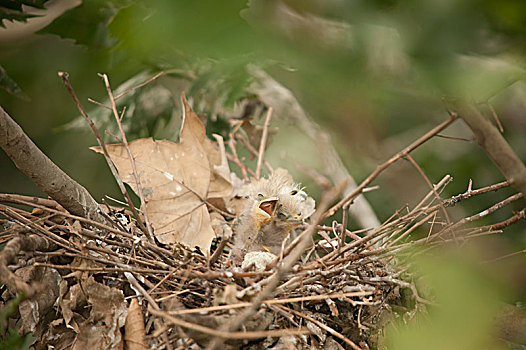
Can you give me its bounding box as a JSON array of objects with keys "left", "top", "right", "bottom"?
[
  {"left": 255, "top": 107, "right": 273, "bottom": 179},
  {"left": 100, "top": 73, "right": 154, "bottom": 242}
]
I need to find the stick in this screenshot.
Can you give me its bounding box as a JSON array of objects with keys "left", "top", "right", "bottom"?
[
  {"left": 99, "top": 73, "right": 154, "bottom": 241},
  {"left": 324, "top": 114, "right": 459, "bottom": 219},
  {"left": 59, "top": 72, "right": 148, "bottom": 235},
  {"left": 255, "top": 107, "right": 273, "bottom": 179}
]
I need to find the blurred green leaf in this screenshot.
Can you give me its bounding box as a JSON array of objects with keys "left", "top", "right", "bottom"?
[
  {"left": 0, "top": 329, "right": 35, "bottom": 350},
  {"left": 39, "top": 0, "right": 131, "bottom": 48},
  {"left": 0, "top": 64, "right": 28, "bottom": 100},
  {"left": 386, "top": 250, "right": 510, "bottom": 350}
]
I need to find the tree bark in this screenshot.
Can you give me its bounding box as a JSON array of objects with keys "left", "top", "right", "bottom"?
[{"left": 0, "top": 105, "right": 108, "bottom": 224}]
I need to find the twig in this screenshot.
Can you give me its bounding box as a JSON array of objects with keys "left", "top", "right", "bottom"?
[
  {"left": 443, "top": 180, "right": 510, "bottom": 207},
  {"left": 99, "top": 73, "right": 154, "bottom": 241},
  {"left": 168, "top": 291, "right": 374, "bottom": 316},
  {"left": 340, "top": 204, "right": 349, "bottom": 253},
  {"left": 0, "top": 193, "right": 62, "bottom": 210},
  {"left": 438, "top": 193, "right": 523, "bottom": 238},
  {"left": 490, "top": 208, "right": 526, "bottom": 231},
  {"left": 435, "top": 133, "right": 473, "bottom": 142},
  {"left": 458, "top": 103, "right": 526, "bottom": 199},
  {"left": 325, "top": 114, "right": 459, "bottom": 219},
  {"left": 405, "top": 154, "right": 451, "bottom": 225},
  {"left": 255, "top": 107, "right": 273, "bottom": 179},
  {"left": 149, "top": 307, "right": 309, "bottom": 340},
  {"left": 486, "top": 102, "right": 504, "bottom": 133},
  {"left": 227, "top": 138, "right": 249, "bottom": 181},
  {"left": 115, "top": 72, "right": 165, "bottom": 100},
  {"left": 87, "top": 97, "right": 112, "bottom": 110},
  {"left": 278, "top": 305, "right": 363, "bottom": 350},
  {"left": 59, "top": 72, "right": 147, "bottom": 233}
]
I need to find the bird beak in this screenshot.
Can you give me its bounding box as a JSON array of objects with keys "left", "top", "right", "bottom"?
[
  {"left": 258, "top": 197, "right": 279, "bottom": 218},
  {"left": 286, "top": 218, "right": 303, "bottom": 227}
]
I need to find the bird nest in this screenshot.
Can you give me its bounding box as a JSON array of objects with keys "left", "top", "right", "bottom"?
[
  {"left": 1, "top": 73, "right": 524, "bottom": 350},
  {"left": 1, "top": 174, "right": 516, "bottom": 350}
]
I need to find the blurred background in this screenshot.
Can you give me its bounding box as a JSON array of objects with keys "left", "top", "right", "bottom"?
[{"left": 1, "top": 0, "right": 525, "bottom": 348}]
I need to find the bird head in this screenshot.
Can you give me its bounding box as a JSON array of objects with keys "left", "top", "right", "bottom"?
[
  {"left": 254, "top": 193, "right": 279, "bottom": 225},
  {"left": 275, "top": 204, "right": 303, "bottom": 228}
]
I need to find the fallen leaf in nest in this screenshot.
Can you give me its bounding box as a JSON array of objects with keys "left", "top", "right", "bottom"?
[
  {"left": 91, "top": 94, "right": 232, "bottom": 250},
  {"left": 17, "top": 266, "right": 61, "bottom": 337},
  {"left": 124, "top": 298, "right": 148, "bottom": 350},
  {"left": 59, "top": 276, "right": 127, "bottom": 350}
]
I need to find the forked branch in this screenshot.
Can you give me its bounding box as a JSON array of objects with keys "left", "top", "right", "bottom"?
[{"left": 0, "top": 105, "right": 108, "bottom": 224}]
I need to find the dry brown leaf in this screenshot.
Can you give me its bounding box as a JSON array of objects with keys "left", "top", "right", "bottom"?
[
  {"left": 73, "top": 276, "right": 127, "bottom": 350},
  {"left": 124, "top": 298, "right": 148, "bottom": 350},
  {"left": 91, "top": 94, "right": 232, "bottom": 250}
]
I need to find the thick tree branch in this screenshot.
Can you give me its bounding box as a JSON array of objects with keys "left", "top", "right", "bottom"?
[
  {"left": 0, "top": 106, "right": 108, "bottom": 224},
  {"left": 458, "top": 103, "right": 526, "bottom": 199}
]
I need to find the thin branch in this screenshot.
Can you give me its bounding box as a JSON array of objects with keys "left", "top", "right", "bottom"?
[
  {"left": 149, "top": 307, "right": 309, "bottom": 340},
  {"left": 168, "top": 291, "right": 373, "bottom": 316},
  {"left": 486, "top": 102, "right": 504, "bottom": 133},
  {"left": 255, "top": 107, "right": 273, "bottom": 179},
  {"left": 405, "top": 154, "right": 451, "bottom": 225},
  {"left": 114, "top": 72, "right": 165, "bottom": 100},
  {"left": 99, "top": 73, "right": 154, "bottom": 241},
  {"left": 227, "top": 138, "right": 249, "bottom": 181},
  {"left": 325, "top": 114, "right": 459, "bottom": 219},
  {"left": 490, "top": 208, "right": 526, "bottom": 231},
  {"left": 59, "top": 72, "right": 148, "bottom": 235},
  {"left": 443, "top": 180, "right": 510, "bottom": 207},
  {"left": 236, "top": 133, "right": 273, "bottom": 172}
]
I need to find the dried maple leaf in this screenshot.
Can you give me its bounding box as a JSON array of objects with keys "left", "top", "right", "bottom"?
[{"left": 91, "top": 94, "right": 232, "bottom": 250}]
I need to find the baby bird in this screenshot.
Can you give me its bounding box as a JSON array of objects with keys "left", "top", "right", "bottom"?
[{"left": 231, "top": 169, "right": 315, "bottom": 264}]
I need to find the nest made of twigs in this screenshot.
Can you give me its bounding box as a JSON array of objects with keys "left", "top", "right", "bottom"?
[{"left": 2, "top": 171, "right": 519, "bottom": 350}]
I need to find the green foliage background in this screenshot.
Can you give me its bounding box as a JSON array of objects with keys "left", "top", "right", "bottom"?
[{"left": 0, "top": 1, "right": 525, "bottom": 348}]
